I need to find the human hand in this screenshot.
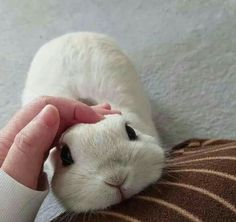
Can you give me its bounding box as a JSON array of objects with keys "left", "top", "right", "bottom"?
[{"left": 0, "top": 96, "right": 120, "bottom": 190}]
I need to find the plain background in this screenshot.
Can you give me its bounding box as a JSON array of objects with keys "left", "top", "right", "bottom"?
[{"left": 0, "top": 0, "right": 236, "bottom": 148}]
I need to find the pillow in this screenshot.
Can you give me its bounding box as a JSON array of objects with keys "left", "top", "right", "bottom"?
[{"left": 52, "top": 139, "right": 236, "bottom": 222}]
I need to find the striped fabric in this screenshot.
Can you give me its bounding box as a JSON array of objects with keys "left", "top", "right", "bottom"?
[{"left": 52, "top": 139, "right": 236, "bottom": 222}]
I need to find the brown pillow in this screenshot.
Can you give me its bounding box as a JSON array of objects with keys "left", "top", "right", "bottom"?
[{"left": 52, "top": 139, "right": 236, "bottom": 222}]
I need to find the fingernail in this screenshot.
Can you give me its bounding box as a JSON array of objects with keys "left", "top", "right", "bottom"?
[
  {"left": 103, "top": 103, "right": 111, "bottom": 109},
  {"left": 74, "top": 104, "right": 105, "bottom": 123},
  {"left": 97, "top": 114, "right": 105, "bottom": 120},
  {"left": 112, "top": 110, "right": 122, "bottom": 115},
  {"left": 37, "top": 105, "right": 59, "bottom": 127}
]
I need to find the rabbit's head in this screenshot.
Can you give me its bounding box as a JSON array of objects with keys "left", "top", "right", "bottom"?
[{"left": 52, "top": 114, "right": 165, "bottom": 212}]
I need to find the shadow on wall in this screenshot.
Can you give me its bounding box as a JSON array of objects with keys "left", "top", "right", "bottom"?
[
  {"left": 129, "top": 18, "right": 236, "bottom": 148},
  {"left": 150, "top": 101, "right": 196, "bottom": 149}
]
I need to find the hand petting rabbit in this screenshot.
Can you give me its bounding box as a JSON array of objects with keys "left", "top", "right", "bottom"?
[{"left": 22, "top": 32, "right": 165, "bottom": 212}]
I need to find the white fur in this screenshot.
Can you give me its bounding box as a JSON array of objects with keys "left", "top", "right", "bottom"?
[{"left": 22, "top": 32, "right": 165, "bottom": 212}]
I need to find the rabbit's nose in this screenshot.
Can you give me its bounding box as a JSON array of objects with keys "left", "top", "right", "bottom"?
[{"left": 104, "top": 174, "right": 128, "bottom": 188}]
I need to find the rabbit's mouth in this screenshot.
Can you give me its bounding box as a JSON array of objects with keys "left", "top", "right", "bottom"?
[
  {"left": 119, "top": 188, "right": 126, "bottom": 201},
  {"left": 115, "top": 186, "right": 126, "bottom": 202},
  {"left": 104, "top": 174, "right": 128, "bottom": 202}
]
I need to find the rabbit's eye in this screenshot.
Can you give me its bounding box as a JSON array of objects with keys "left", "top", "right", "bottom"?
[
  {"left": 60, "top": 144, "right": 74, "bottom": 166},
  {"left": 125, "top": 124, "right": 138, "bottom": 140}
]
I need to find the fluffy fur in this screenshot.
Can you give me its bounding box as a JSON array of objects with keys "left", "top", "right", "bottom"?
[{"left": 22, "top": 32, "right": 165, "bottom": 212}]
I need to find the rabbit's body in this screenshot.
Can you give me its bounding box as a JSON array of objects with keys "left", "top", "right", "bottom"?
[
  {"left": 23, "top": 33, "right": 156, "bottom": 137},
  {"left": 22, "top": 33, "right": 164, "bottom": 212}
]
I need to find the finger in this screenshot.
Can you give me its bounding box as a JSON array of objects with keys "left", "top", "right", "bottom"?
[
  {"left": 52, "top": 104, "right": 121, "bottom": 147},
  {"left": 92, "top": 107, "right": 122, "bottom": 115},
  {"left": 92, "top": 103, "right": 111, "bottom": 110},
  {"left": 1, "top": 105, "right": 60, "bottom": 189},
  {"left": 0, "top": 96, "right": 104, "bottom": 149},
  {"left": 42, "top": 97, "right": 104, "bottom": 123}
]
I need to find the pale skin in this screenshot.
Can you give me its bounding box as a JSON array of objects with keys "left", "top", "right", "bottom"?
[{"left": 0, "top": 96, "right": 120, "bottom": 190}]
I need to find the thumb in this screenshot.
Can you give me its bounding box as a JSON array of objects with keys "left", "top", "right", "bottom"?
[{"left": 1, "top": 105, "right": 60, "bottom": 190}]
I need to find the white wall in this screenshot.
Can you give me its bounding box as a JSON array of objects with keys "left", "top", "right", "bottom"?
[{"left": 1, "top": 0, "right": 236, "bottom": 147}]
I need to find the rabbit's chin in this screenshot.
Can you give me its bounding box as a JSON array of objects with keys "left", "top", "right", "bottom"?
[
  {"left": 51, "top": 161, "right": 163, "bottom": 213},
  {"left": 54, "top": 185, "right": 136, "bottom": 213}
]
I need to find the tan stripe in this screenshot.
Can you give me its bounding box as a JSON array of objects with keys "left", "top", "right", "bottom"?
[
  {"left": 168, "top": 156, "right": 236, "bottom": 166},
  {"left": 202, "top": 139, "right": 235, "bottom": 146},
  {"left": 167, "top": 169, "right": 236, "bottom": 182},
  {"left": 159, "top": 182, "right": 236, "bottom": 214},
  {"left": 136, "top": 196, "right": 202, "bottom": 222},
  {"left": 183, "top": 145, "right": 236, "bottom": 154},
  {"left": 169, "top": 145, "right": 236, "bottom": 161},
  {"left": 202, "top": 139, "right": 222, "bottom": 146},
  {"left": 99, "top": 211, "right": 141, "bottom": 222},
  {"left": 188, "top": 141, "right": 202, "bottom": 147},
  {"left": 171, "top": 150, "right": 184, "bottom": 154}
]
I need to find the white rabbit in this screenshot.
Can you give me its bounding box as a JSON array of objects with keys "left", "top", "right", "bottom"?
[{"left": 22, "top": 32, "right": 165, "bottom": 213}]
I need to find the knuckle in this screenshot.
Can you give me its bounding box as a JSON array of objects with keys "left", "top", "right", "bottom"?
[
  {"left": 14, "top": 131, "right": 34, "bottom": 152},
  {"left": 37, "top": 96, "right": 50, "bottom": 105},
  {"left": 33, "top": 96, "right": 53, "bottom": 107}
]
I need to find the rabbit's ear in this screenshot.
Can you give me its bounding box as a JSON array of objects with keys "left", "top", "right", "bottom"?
[{"left": 44, "top": 147, "right": 59, "bottom": 179}]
